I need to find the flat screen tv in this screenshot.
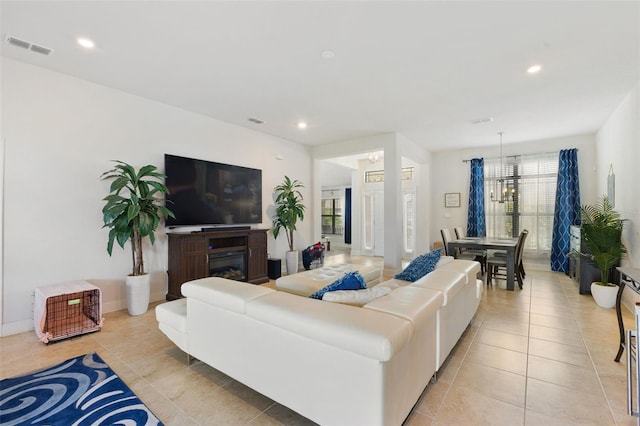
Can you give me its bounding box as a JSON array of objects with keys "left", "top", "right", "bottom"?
[{"left": 164, "top": 154, "right": 262, "bottom": 227}]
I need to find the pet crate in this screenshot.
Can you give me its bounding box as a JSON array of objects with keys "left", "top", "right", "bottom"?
[{"left": 34, "top": 281, "right": 103, "bottom": 343}]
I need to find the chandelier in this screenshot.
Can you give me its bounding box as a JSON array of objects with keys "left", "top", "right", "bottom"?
[{"left": 490, "top": 132, "right": 514, "bottom": 203}]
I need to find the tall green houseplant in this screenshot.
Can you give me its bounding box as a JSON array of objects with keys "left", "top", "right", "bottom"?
[
  {"left": 101, "top": 161, "right": 175, "bottom": 276},
  {"left": 272, "top": 176, "right": 305, "bottom": 252},
  {"left": 577, "top": 196, "right": 626, "bottom": 286}
]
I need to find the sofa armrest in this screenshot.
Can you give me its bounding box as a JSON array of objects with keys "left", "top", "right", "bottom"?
[{"left": 182, "top": 277, "right": 274, "bottom": 313}]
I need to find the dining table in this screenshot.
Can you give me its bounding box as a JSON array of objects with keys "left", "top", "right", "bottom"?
[{"left": 447, "top": 237, "right": 519, "bottom": 290}]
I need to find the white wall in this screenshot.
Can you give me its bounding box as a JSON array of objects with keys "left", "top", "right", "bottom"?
[
  {"left": 0, "top": 136, "right": 4, "bottom": 332},
  {"left": 312, "top": 135, "right": 389, "bottom": 256},
  {"left": 311, "top": 133, "right": 393, "bottom": 160},
  {"left": 596, "top": 83, "right": 640, "bottom": 267},
  {"left": 318, "top": 161, "right": 353, "bottom": 187},
  {"left": 429, "top": 134, "right": 598, "bottom": 249},
  {"left": 1, "top": 58, "right": 312, "bottom": 335},
  {"left": 312, "top": 133, "right": 390, "bottom": 256},
  {"left": 312, "top": 133, "right": 429, "bottom": 274},
  {"left": 397, "top": 133, "right": 431, "bottom": 256},
  {"left": 595, "top": 83, "right": 640, "bottom": 309}
]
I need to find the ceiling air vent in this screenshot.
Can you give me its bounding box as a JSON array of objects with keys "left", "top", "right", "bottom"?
[{"left": 6, "top": 36, "right": 54, "bottom": 56}]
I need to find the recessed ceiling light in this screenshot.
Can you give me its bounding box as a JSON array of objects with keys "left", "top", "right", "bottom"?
[
  {"left": 321, "top": 50, "right": 335, "bottom": 59},
  {"left": 77, "top": 37, "right": 95, "bottom": 49},
  {"left": 471, "top": 117, "right": 494, "bottom": 125},
  {"left": 297, "top": 121, "right": 308, "bottom": 129},
  {"left": 527, "top": 64, "right": 542, "bottom": 74}
]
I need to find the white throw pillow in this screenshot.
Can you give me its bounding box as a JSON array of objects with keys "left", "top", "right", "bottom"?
[
  {"left": 436, "top": 256, "right": 455, "bottom": 268},
  {"left": 322, "top": 285, "right": 393, "bottom": 306}
]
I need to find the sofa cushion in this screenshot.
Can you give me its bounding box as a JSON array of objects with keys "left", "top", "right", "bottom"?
[
  {"left": 364, "top": 286, "right": 443, "bottom": 325},
  {"left": 394, "top": 249, "right": 442, "bottom": 282},
  {"left": 309, "top": 271, "right": 367, "bottom": 300},
  {"left": 322, "top": 285, "right": 393, "bottom": 306},
  {"left": 437, "top": 259, "right": 481, "bottom": 284},
  {"left": 182, "top": 277, "right": 274, "bottom": 313},
  {"left": 246, "top": 291, "right": 412, "bottom": 361},
  {"left": 276, "top": 264, "right": 381, "bottom": 296},
  {"left": 410, "top": 269, "right": 466, "bottom": 306}
]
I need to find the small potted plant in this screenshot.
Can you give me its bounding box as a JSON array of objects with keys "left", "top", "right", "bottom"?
[
  {"left": 272, "top": 176, "right": 305, "bottom": 275},
  {"left": 574, "top": 196, "right": 626, "bottom": 308},
  {"left": 101, "top": 161, "right": 175, "bottom": 315}
]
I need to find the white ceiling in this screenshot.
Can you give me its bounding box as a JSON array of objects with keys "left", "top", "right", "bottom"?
[{"left": 2, "top": 1, "right": 638, "bottom": 151}]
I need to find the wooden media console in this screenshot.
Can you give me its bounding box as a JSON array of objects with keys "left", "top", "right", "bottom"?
[{"left": 167, "top": 228, "right": 269, "bottom": 300}]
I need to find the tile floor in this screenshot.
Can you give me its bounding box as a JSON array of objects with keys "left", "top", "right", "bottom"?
[{"left": 1, "top": 255, "right": 638, "bottom": 425}]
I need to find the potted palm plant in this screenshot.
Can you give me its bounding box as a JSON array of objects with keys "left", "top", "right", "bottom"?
[
  {"left": 575, "top": 196, "right": 626, "bottom": 308},
  {"left": 272, "top": 176, "right": 305, "bottom": 275},
  {"left": 101, "top": 161, "right": 175, "bottom": 315}
]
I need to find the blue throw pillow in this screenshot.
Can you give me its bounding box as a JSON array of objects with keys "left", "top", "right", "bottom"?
[
  {"left": 394, "top": 248, "right": 442, "bottom": 282},
  {"left": 309, "top": 271, "right": 367, "bottom": 300}
]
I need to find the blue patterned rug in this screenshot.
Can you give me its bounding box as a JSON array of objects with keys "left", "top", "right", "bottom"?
[{"left": 0, "top": 352, "right": 163, "bottom": 425}]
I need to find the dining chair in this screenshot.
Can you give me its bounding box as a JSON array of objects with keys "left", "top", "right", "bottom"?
[
  {"left": 486, "top": 229, "right": 528, "bottom": 289},
  {"left": 491, "top": 234, "right": 527, "bottom": 278},
  {"left": 454, "top": 226, "right": 487, "bottom": 273},
  {"left": 441, "top": 228, "right": 486, "bottom": 273},
  {"left": 441, "top": 228, "right": 463, "bottom": 257}
]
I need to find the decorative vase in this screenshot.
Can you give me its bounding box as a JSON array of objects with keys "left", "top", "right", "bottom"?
[
  {"left": 125, "top": 274, "right": 150, "bottom": 316},
  {"left": 285, "top": 250, "right": 299, "bottom": 275},
  {"left": 590, "top": 282, "right": 618, "bottom": 309}
]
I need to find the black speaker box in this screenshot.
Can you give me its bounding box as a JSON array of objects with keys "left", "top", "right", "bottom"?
[{"left": 268, "top": 258, "right": 282, "bottom": 280}]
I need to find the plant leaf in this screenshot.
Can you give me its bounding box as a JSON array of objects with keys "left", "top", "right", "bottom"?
[{"left": 101, "top": 160, "right": 172, "bottom": 274}]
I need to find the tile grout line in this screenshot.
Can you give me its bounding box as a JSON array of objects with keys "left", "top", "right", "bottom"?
[
  {"left": 520, "top": 272, "right": 534, "bottom": 425},
  {"left": 246, "top": 402, "right": 278, "bottom": 425},
  {"left": 428, "top": 294, "right": 485, "bottom": 422},
  {"left": 560, "top": 275, "right": 623, "bottom": 425},
  {"left": 427, "top": 274, "right": 527, "bottom": 421}
]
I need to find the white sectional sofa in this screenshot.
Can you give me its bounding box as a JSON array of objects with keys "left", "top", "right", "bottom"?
[{"left": 156, "top": 257, "right": 482, "bottom": 426}]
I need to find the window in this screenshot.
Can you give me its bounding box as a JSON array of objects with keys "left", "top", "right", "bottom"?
[
  {"left": 484, "top": 152, "right": 558, "bottom": 256},
  {"left": 364, "top": 170, "right": 384, "bottom": 183},
  {"left": 321, "top": 198, "right": 343, "bottom": 235},
  {"left": 403, "top": 191, "right": 415, "bottom": 254},
  {"left": 364, "top": 167, "right": 415, "bottom": 183}
]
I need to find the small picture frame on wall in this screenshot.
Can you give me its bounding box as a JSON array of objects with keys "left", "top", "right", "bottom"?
[{"left": 444, "top": 192, "right": 461, "bottom": 208}]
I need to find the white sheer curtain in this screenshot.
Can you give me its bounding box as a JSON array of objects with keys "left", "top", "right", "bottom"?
[{"left": 484, "top": 152, "right": 558, "bottom": 257}]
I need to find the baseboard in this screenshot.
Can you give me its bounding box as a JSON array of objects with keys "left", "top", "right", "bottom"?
[
  {"left": 102, "top": 291, "right": 165, "bottom": 314},
  {"left": 102, "top": 299, "right": 126, "bottom": 314},
  {"left": 2, "top": 289, "right": 167, "bottom": 337},
  {"left": 150, "top": 290, "right": 166, "bottom": 304},
  {"left": 1, "top": 318, "right": 33, "bottom": 337}
]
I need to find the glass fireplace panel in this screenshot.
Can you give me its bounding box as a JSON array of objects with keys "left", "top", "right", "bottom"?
[{"left": 209, "top": 250, "right": 246, "bottom": 281}]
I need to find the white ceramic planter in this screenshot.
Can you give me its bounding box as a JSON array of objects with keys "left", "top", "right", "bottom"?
[
  {"left": 126, "top": 274, "right": 150, "bottom": 316},
  {"left": 590, "top": 282, "right": 618, "bottom": 309},
  {"left": 285, "top": 250, "right": 299, "bottom": 275}
]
